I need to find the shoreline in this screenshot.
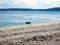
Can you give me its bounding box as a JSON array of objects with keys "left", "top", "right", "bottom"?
[{"left": 0, "top": 22, "right": 60, "bottom": 28}]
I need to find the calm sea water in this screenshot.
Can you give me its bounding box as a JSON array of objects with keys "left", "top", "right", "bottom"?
[{"left": 0, "top": 11, "right": 60, "bottom": 27}]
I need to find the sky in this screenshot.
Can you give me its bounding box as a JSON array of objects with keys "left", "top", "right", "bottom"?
[{"left": 0, "top": 0, "right": 60, "bottom": 9}]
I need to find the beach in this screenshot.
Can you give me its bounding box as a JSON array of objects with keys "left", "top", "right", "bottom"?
[{"left": 0, "top": 22, "right": 60, "bottom": 45}]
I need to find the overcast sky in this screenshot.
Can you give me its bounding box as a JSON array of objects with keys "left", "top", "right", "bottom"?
[{"left": 0, "top": 0, "right": 60, "bottom": 9}]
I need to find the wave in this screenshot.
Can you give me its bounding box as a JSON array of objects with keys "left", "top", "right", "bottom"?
[{"left": 0, "top": 15, "right": 60, "bottom": 21}]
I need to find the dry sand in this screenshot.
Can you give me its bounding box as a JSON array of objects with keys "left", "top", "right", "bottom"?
[{"left": 0, "top": 22, "right": 60, "bottom": 45}]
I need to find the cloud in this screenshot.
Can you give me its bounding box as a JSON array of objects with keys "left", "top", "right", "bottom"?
[
  {"left": 0, "top": 0, "right": 60, "bottom": 9},
  {"left": 0, "top": 0, "right": 2, "bottom": 4}
]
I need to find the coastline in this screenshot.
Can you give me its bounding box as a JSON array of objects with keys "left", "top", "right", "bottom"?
[
  {"left": 0, "top": 22, "right": 60, "bottom": 45},
  {"left": 0, "top": 22, "right": 60, "bottom": 29}
]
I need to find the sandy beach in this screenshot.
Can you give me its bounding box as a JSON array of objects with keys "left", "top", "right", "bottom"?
[{"left": 0, "top": 22, "right": 60, "bottom": 45}]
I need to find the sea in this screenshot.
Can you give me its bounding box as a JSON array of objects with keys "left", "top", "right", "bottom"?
[{"left": 0, "top": 11, "right": 60, "bottom": 27}]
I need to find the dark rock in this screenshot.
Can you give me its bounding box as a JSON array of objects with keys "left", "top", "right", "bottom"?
[{"left": 25, "top": 22, "right": 31, "bottom": 24}]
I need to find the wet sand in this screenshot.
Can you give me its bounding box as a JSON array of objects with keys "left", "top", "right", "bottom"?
[{"left": 0, "top": 22, "right": 60, "bottom": 45}]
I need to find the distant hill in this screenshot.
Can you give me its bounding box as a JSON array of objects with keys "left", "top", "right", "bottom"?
[
  {"left": 0, "top": 7, "right": 60, "bottom": 11},
  {"left": 46, "top": 7, "right": 60, "bottom": 11}
]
